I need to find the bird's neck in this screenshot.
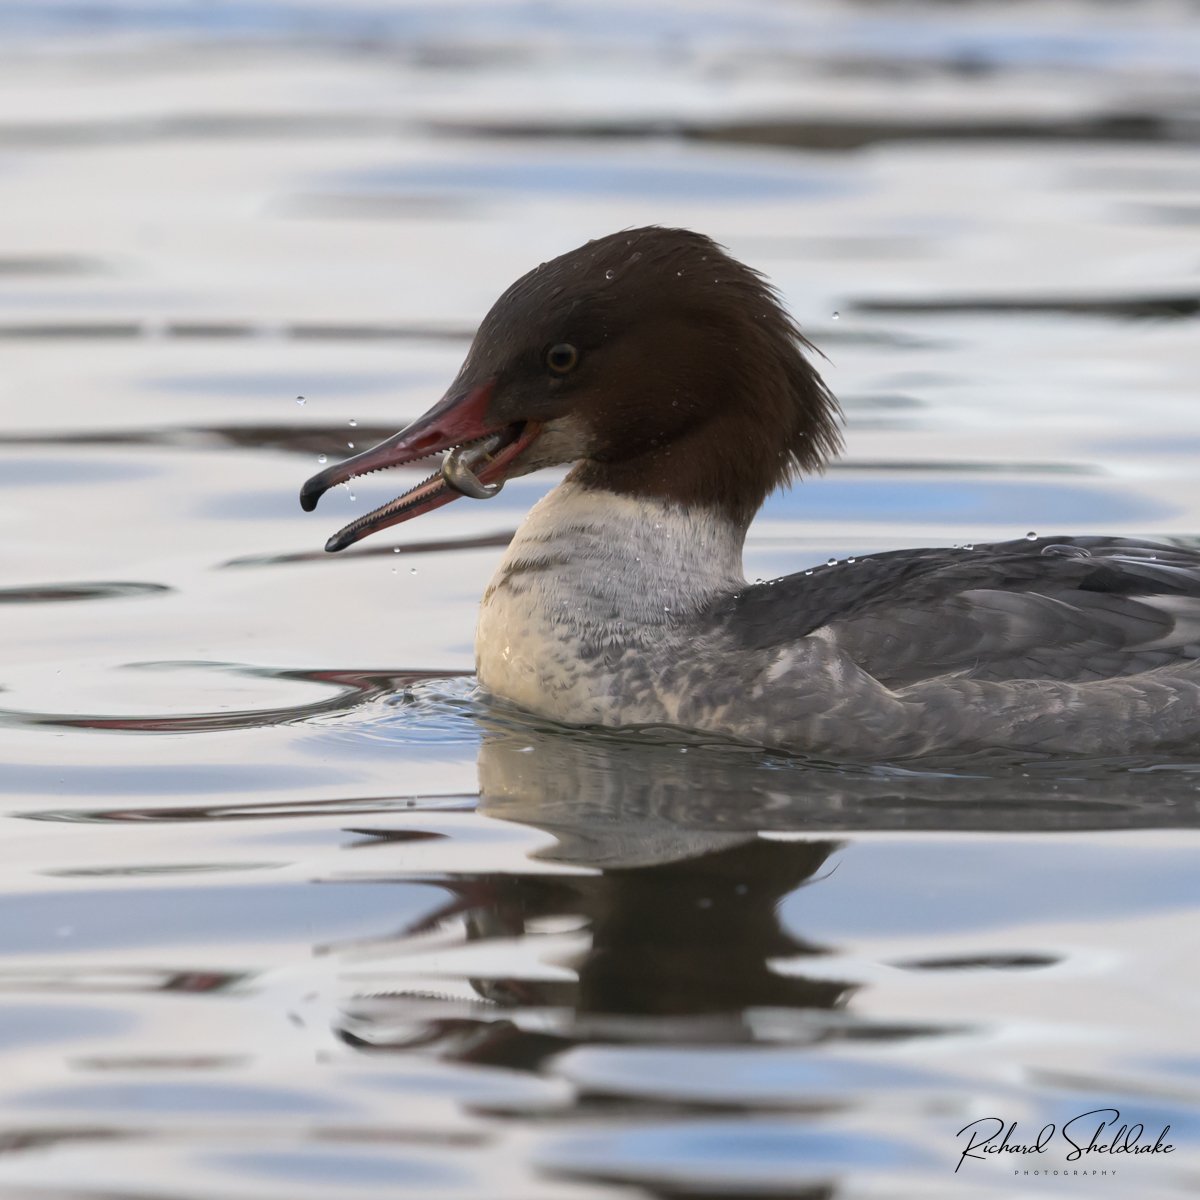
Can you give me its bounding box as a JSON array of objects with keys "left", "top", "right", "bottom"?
[{"left": 480, "top": 475, "right": 747, "bottom": 636}]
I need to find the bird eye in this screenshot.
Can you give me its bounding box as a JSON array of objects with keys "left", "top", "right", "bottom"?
[{"left": 546, "top": 343, "right": 579, "bottom": 374}]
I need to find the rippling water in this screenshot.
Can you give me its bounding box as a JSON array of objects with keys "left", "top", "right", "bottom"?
[{"left": 3, "top": 1, "right": 1200, "bottom": 1196}]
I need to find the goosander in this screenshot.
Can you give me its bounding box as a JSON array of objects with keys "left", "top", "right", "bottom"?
[{"left": 301, "top": 226, "right": 1200, "bottom": 759}]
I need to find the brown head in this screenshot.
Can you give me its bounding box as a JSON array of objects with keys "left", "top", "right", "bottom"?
[{"left": 300, "top": 227, "right": 840, "bottom": 550}]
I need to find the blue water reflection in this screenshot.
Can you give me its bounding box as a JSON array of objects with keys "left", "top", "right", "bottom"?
[{"left": 2, "top": 2, "right": 1200, "bottom": 1199}]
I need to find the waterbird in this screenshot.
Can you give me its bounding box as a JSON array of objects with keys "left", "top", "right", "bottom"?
[{"left": 301, "top": 226, "right": 1200, "bottom": 758}]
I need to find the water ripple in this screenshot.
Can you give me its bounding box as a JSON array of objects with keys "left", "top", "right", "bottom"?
[
  {"left": 0, "top": 581, "right": 170, "bottom": 605},
  {"left": 0, "top": 663, "right": 469, "bottom": 735}
]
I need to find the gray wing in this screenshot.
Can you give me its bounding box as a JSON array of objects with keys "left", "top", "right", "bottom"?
[{"left": 714, "top": 537, "right": 1200, "bottom": 688}]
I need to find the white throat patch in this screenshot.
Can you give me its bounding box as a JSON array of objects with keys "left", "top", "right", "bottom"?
[{"left": 475, "top": 478, "right": 746, "bottom": 720}]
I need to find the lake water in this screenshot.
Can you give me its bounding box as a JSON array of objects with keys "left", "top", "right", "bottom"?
[{"left": 2, "top": 1, "right": 1200, "bottom": 1196}]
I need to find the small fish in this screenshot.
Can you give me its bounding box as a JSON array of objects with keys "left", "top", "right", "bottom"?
[{"left": 441, "top": 436, "right": 506, "bottom": 499}]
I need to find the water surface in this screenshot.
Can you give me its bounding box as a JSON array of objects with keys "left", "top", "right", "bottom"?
[{"left": 2, "top": 2, "right": 1200, "bottom": 1196}]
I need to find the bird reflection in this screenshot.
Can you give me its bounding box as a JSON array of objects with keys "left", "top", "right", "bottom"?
[
  {"left": 328, "top": 719, "right": 1200, "bottom": 1198},
  {"left": 336, "top": 714, "right": 1200, "bottom": 1073},
  {"left": 338, "top": 726, "right": 855, "bottom": 1074}
]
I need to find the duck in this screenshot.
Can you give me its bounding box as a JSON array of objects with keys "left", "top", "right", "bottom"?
[{"left": 300, "top": 226, "right": 1200, "bottom": 759}]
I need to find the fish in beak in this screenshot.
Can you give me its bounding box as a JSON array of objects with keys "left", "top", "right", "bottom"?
[{"left": 299, "top": 380, "right": 541, "bottom": 552}]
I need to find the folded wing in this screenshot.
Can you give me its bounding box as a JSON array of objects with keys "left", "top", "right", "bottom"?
[{"left": 718, "top": 537, "right": 1200, "bottom": 689}]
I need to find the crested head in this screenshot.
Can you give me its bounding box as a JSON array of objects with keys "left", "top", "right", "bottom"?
[
  {"left": 468, "top": 226, "right": 842, "bottom": 525},
  {"left": 301, "top": 226, "right": 841, "bottom": 550}
]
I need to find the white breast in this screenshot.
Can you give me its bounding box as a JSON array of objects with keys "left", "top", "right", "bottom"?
[{"left": 475, "top": 478, "right": 746, "bottom": 725}]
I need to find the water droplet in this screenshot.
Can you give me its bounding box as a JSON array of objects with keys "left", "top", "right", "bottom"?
[
  {"left": 295, "top": 395, "right": 306, "bottom": 406},
  {"left": 847, "top": 556, "right": 856, "bottom": 564},
  {"left": 1026, "top": 531, "right": 1038, "bottom": 541},
  {"left": 347, "top": 442, "right": 355, "bottom": 449},
  {"left": 317, "top": 454, "right": 327, "bottom": 464},
  {"left": 831, "top": 311, "right": 840, "bottom": 321},
  {"left": 804, "top": 569, "right": 813, "bottom": 576},
  {"left": 348, "top": 418, "right": 357, "bottom": 428},
  {"left": 827, "top": 557, "right": 837, "bottom": 567},
  {"left": 604, "top": 269, "right": 615, "bottom": 280},
  {"left": 410, "top": 567, "right": 418, "bottom": 575},
  {"left": 391, "top": 567, "right": 397, "bottom": 575},
  {"left": 348, "top": 491, "right": 356, "bottom": 502},
  {"left": 393, "top": 547, "right": 400, "bottom": 554},
  {"left": 964, "top": 543, "right": 974, "bottom": 551}
]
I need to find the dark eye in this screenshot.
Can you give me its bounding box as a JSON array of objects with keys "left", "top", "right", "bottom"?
[{"left": 546, "top": 343, "right": 579, "bottom": 374}]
